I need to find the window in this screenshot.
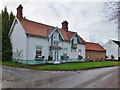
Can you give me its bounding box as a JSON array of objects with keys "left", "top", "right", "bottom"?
[
  {"left": 63, "top": 51, "right": 67, "bottom": 56},
  {"left": 73, "top": 43, "right": 77, "bottom": 47},
  {"left": 36, "top": 46, "right": 42, "bottom": 58},
  {"left": 73, "top": 37, "right": 77, "bottom": 43},
  {"left": 71, "top": 37, "right": 77, "bottom": 49},
  {"left": 53, "top": 32, "right": 59, "bottom": 41},
  {"left": 54, "top": 41, "right": 59, "bottom": 46},
  {"left": 53, "top": 32, "right": 59, "bottom": 46}
]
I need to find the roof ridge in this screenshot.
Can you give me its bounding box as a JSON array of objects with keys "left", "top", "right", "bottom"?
[
  {"left": 22, "top": 18, "right": 55, "bottom": 28},
  {"left": 22, "top": 19, "right": 76, "bottom": 34}
]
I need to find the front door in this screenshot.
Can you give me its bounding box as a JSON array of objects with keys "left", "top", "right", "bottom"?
[{"left": 54, "top": 50, "right": 59, "bottom": 62}]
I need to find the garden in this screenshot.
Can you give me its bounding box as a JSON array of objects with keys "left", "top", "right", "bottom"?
[
  {"left": 31, "top": 61, "right": 120, "bottom": 71},
  {"left": 2, "top": 60, "right": 120, "bottom": 71}
]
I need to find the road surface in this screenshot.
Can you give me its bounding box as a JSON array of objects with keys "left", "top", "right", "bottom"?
[{"left": 1, "top": 65, "right": 119, "bottom": 88}]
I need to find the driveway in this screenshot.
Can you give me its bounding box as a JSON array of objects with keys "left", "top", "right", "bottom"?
[{"left": 1, "top": 65, "right": 119, "bottom": 88}]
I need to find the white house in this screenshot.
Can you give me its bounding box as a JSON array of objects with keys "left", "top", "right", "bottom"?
[
  {"left": 103, "top": 39, "right": 120, "bottom": 60},
  {"left": 9, "top": 4, "right": 86, "bottom": 64}
]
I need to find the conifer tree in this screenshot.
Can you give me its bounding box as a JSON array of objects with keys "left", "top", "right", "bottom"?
[{"left": 2, "top": 6, "right": 15, "bottom": 61}]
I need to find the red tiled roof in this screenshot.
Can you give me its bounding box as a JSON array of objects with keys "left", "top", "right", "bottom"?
[
  {"left": 86, "top": 42, "right": 106, "bottom": 52},
  {"left": 66, "top": 31, "right": 75, "bottom": 40},
  {"left": 20, "top": 19, "right": 51, "bottom": 37},
  {"left": 78, "top": 36, "right": 86, "bottom": 43},
  {"left": 20, "top": 19, "right": 85, "bottom": 43}
]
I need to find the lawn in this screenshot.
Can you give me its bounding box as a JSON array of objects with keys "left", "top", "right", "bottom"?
[
  {"left": 31, "top": 61, "right": 120, "bottom": 71},
  {"left": 2, "top": 61, "right": 29, "bottom": 68}
]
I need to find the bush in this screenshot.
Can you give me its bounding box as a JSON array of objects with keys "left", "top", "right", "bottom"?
[
  {"left": 78, "top": 55, "right": 83, "bottom": 60},
  {"left": 48, "top": 55, "right": 53, "bottom": 61},
  {"left": 119, "top": 57, "right": 120, "bottom": 61},
  {"left": 105, "top": 55, "right": 108, "bottom": 59},
  {"left": 42, "top": 56, "right": 45, "bottom": 59},
  {"left": 111, "top": 55, "right": 114, "bottom": 60},
  {"left": 100, "top": 58, "right": 103, "bottom": 61},
  {"left": 61, "top": 55, "right": 65, "bottom": 60}
]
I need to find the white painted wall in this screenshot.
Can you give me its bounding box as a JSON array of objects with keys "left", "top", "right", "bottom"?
[
  {"left": 10, "top": 18, "right": 27, "bottom": 60},
  {"left": 77, "top": 44, "right": 86, "bottom": 59},
  {"left": 118, "top": 28, "right": 120, "bottom": 41},
  {"left": 27, "top": 36, "right": 49, "bottom": 60},
  {"left": 59, "top": 41, "right": 85, "bottom": 59},
  {"left": 49, "top": 37, "right": 51, "bottom": 47},
  {"left": 103, "top": 40, "right": 118, "bottom": 60}
]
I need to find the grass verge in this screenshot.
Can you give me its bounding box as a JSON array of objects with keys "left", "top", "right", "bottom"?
[
  {"left": 2, "top": 61, "right": 29, "bottom": 68},
  {"left": 31, "top": 61, "right": 120, "bottom": 71}
]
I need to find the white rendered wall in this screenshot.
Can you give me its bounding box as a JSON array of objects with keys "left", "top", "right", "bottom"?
[
  {"left": 118, "top": 28, "right": 120, "bottom": 41},
  {"left": 103, "top": 40, "right": 118, "bottom": 60},
  {"left": 59, "top": 41, "right": 85, "bottom": 59},
  {"left": 27, "top": 36, "right": 49, "bottom": 60},
  {"left": 10, "top": 19, "right": 27, "bottom": 60},
  {"left": 77, "top": 44, "right": 86, "bottom": 59}
]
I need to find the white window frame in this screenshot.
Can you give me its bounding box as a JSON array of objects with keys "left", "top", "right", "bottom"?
[
  {"left": 73, "top": 37, "right": 77, "bottom": 44},
  {"left": 53, "top": 32, "right": 59, "bottom": 46},
  {"left": 53, "top": 32, "right": 59, "bottom": 41},
  {"left": 36, "top": 47, "right": 42, "bottom": 58}
]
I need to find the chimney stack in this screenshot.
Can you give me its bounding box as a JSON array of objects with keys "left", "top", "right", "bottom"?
[
  {"left": 17, "top": 4, "right": 23, "bottom": 20},
  {"left": 62, "top": 21, "right": 68, "bottom": 31}
]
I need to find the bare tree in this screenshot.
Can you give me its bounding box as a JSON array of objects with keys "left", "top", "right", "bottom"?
[
  {"left": 104, "top": 1, "right": 120, "bottom": 23},
  {"left": 104, "top": 1, "right": 120, "bottom": 41},
  {"left": 14, "top": 48, "right": 23, "bottom": 61}
]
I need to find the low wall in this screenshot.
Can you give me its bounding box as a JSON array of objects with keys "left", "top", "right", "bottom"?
[{"left": 13, "top": 58, "right": 85, "bottom": 65}]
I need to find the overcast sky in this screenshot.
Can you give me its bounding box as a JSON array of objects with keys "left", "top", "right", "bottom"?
[{"left": 1, "top": 0, "right": 118, "bottom": 45}]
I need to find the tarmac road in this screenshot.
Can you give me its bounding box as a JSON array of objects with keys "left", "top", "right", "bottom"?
[{"left": 1, "top": 65, "right": 119, "bottom": 88}]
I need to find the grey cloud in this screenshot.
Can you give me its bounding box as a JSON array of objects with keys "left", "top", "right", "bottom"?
[{"left": 2, "top": 1, "right": 117, "bottom": 45}]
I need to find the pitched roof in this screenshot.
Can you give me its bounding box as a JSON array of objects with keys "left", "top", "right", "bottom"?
[
  {"left": 19, "top": 18, "right": 85, "bottom": 43},
  {"left": 113, "top": 40, "right": 120, "bottom": 46},
  {"left": 86, "top": 42, "right": 106, "bottom": 52}
]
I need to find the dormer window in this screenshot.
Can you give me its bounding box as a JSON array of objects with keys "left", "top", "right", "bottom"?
[
  {"left": 49, "top": 27, "right": 64, "bottom": 46},
  {"left": 53, "top": 32, "right": 59, "bottom": 46},
  {"left": 73, "top": 37, "right": 77, "bottom": 43},
  {"left": 53, "top": 33, "right": 59, "bottom": 41},
  {"left": 72, "top": 37, "right": 77, "bottom": 49}
]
